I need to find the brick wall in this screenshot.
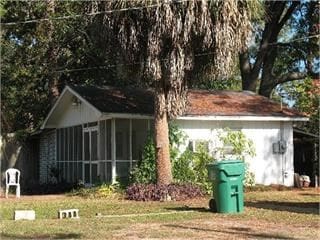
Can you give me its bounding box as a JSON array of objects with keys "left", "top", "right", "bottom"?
[{"left": 39, "top": 130, "right": 56, "bottom": 184}]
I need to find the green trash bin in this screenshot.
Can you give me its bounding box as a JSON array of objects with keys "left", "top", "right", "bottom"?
[{"left": 207, "top": 160, "right": 245, "bottom": 213}]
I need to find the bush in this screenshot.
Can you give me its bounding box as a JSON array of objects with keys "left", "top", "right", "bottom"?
[
  {"left": 172, "top": 149, "right": 196, "bottom": 183},
  {"left": 130, "top": 124, "right": 187, "bottom": 184},
  {"left": 126, "top": 183, "right": 204, "bottom": 201},
  {"left": 130, "top": 125, "right": 214, "bottom": 194},
  {"left": 192, "top": 143, "right": 214, "bottom": 193},
  {"left": 129, "top": 135, "right": 156, "bottom": 184},
  {"left": 173, "top": 144, "right": 214, "bottom": 194},
  {"left": 217, "top": 128, "right": 256, "bottom": 187},
  {"left": 69, "top": 183, "right": 121, "bottom": 198}
]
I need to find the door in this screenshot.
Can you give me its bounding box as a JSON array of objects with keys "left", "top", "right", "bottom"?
[{"left": 83, "top": 127, "right": 99, "bottom": 185}]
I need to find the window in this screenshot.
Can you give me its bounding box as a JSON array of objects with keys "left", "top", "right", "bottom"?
[
  {"left": 132, "top": 119, "right": 148, "bottom": 160},
  {"left": 116, "top": 119, "right": 130, "bottom": 160},
  {"left": 188, "top": 140, "right": 209, "bottom": 153},
  {"left": 114, "top": 119, "right": 149, "bottom": 183},
  {"left": 99, "top": 120, "right": 112, "bottom": 183},
  {"left": 99, "top": 120, "right": 111, "bottom": 161}
]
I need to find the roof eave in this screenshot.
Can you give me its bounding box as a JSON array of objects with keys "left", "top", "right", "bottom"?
[{"left": 100, "top": 112, "right": 153, "bottom": 120}]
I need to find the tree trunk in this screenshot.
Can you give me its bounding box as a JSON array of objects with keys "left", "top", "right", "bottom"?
[
  {"left": 239, "top": 1, "right": 301, "bottom": 97},
  {"left": 239, "top": 52, "right": 258, "bottom": 91},
  {"left": 154, "top": 90, "right": 172, "bottom": 185}
]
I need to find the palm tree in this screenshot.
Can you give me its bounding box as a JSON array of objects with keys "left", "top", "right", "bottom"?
[{"left": 88, "top": 0, "right": 260, "bottom": 184}]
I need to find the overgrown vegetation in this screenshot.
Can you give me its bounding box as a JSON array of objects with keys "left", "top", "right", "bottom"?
[
  {"left": 217, "top": 128, "right": 256, "bottom": 186},
  {"left": 129, "top": 125, "right": 257, "bottom": 198},
  {"left": 172, "top": 142, "right": 214, "bottom": 193},
  {"left": 129, "top": 124, "right": 214, "bottom": 194},
  {"left": 69, "top": 183, "right": 122, "bottom": 199},
  {"left": 129, "top": 135, "right": 157, "bottom": 184}
]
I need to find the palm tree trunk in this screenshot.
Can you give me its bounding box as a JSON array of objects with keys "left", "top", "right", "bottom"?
[{"left": 154, "top": 90, "right": 172, "bottom": 185}]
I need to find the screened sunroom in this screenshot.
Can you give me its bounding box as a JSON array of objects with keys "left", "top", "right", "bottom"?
[
  {"left": 55, "top": 119, "right": 151, "bottom": 185},
  {"left": 40, "top": 85, "right": 154, "bottom": 185}
]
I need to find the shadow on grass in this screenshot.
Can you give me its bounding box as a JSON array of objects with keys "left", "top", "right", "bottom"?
[
  {"left": 165, "top": 224, "right": 294, "bottom": 239},
  {"left": 299, "top": 192, "right": 320, "bottom": 197},
  {"left": 165, "top": 206, "right": 210, "bottom": 213},
  {"left": 246, "top": 201, "right": 320, "bottom": 215},
  {"left": 0, "top": 233, "right": 81, "bottom": 239}
]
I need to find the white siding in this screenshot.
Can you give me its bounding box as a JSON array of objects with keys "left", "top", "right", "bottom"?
[
  {"left": 45, "top": 91, "right": 101, "bottom": 128},
  {"left": 174, "top": 120, "right": 294, "bottom": 186},
  {"left": 56, "top": 101, "right": 99, "bottom": 128}
]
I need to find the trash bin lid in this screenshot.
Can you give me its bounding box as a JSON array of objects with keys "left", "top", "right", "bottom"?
[
  {"left": 213, "top": 160, "right": 245, "bottom": 175},
  {"left": 214, "top": 160, "right": 243, "bottom": 165}
]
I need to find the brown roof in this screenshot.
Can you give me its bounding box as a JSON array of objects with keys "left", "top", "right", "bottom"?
[
  {"left": 70, "top": 85, "right": 306, "bottom": 119},
  {"left": 185, "top": 90, "right": 305, "bottom": 118},
  {"left": 70, "top": 85, "right": 154, "bottom": 115}
]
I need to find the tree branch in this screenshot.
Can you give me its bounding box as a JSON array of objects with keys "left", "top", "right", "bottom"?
[
  {"left": 276, "top": 72, "right": 308, "bottom": 85},
  {"left": 278, "top": 1, "right": 300, "bottom": 28},
  {"left": 239, "top": 52, "right": 251, "bottom": 76}
]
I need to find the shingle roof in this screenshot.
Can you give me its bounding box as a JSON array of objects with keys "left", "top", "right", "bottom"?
[
  {"left": 185, "top": 90, "right": 305, "bottom": 118},
  {"left": 70, "top": 85, "right": 154, "bottom": 115},
  {"left": 69, "top": 85, "right": 306, "bottom": 118}
]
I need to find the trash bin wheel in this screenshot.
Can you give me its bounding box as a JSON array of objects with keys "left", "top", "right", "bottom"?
[{"left": 209, "top": 198, "right": 217, "bottom": 212}]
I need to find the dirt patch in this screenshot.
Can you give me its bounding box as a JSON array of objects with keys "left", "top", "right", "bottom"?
[
  {"left": 0, "top": 193, "right": 66, "bottom": 201},
  {"left": 112, "top": 217, "right": 319, "bottom": 240}
]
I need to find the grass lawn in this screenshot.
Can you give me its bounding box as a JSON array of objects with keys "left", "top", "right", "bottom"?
[{"left": 1, "top": 188, "right": 319, "bottom": 239}]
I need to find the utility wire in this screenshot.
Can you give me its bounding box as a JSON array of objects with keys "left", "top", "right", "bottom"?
[
  {"left": 50, "top": 34, "right": 319, "bottom": 74},
  {"left": 52, "top": 51, "right": 216, "bottom": 74},
  {"left": 1, "top": 1, "right": 188, "bottom": 26}
]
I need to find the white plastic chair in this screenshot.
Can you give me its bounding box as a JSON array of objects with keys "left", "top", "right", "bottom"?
[{"left": 5, "top": 168, "right": 21, "bottom": 198}]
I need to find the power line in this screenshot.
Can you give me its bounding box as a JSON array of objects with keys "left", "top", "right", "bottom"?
[
  {"left": 52, "top": 51, "right": 216, "bottom": 74},
  {"left": 35, "top": 32, "right": 320, "bottom": 74},
  {"left": 49, "top": 34, "right": 320, "bottom": 74},
  {"left": 1, "top": 1, "right": 188, "bottom": 26}
]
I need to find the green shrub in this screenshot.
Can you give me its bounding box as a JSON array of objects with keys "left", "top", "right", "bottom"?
[
  {"left": 217, "top": 128, "right": 256, "bottom": 186},
  {"left": 192, "top": 142, "right": 214, "bottom": 193},
  {"left": 129, "top": 135, "right": 156, "bottom": 184},
  {"left": 218, "top": 128, "right": 256, "bottom": 160},
  {"left": 172, "top": 149, "right": 196, "bottom": 183},
  {"left": 130, "top": 124, "right": 187, "bottom": 184},
  {"left": 172, "top": 141, "right": 214, "bottom": 193},
  {"left": 130, "top": 124, "right": 214, "bottom": 194},
  {"left": 69, "top": 183, "right": 120, "bottom": 198}
]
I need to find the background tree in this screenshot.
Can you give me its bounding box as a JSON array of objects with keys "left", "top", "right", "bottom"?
[
  {"left": 1, "top": 0, "right": 259, "bottom": 185},
  {"left": 239, "top": 0, "right": 319, "bottom": 97},
  {"left": 86, "top": 0, "right": 257, "bottom": 184},
  {"left": 278, "top": 78, "right": 319, "bottom": 136},
  {"left": 1, "top": 1, "right": 92, "bottom": 133}
]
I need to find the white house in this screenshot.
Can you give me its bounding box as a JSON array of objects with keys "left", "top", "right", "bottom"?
[{"left": 40, "top": 85, "right": 307, "bottom": 187}]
